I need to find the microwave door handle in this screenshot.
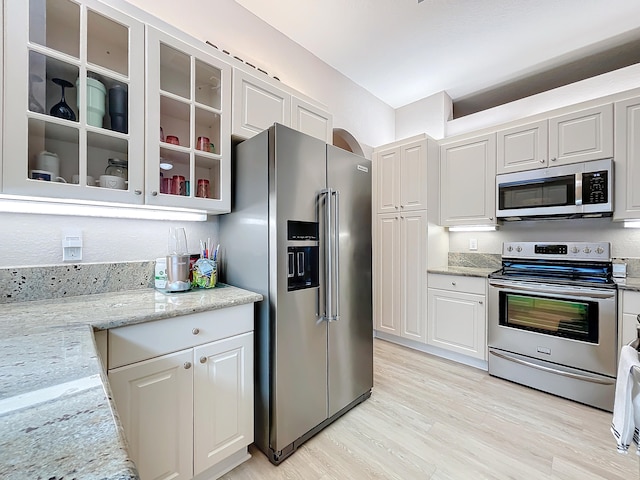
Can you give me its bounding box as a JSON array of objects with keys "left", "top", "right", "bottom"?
[{"left": 575, "top": 172, "right": 583, "bottom": 206}]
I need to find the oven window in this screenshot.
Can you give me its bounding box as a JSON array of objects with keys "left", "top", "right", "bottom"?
[
  {"left": 500, "top": 293, "right": 598, "bottom": 343},
  {"left": 499, "top": 175, "right": 575, "bottom": 210}
]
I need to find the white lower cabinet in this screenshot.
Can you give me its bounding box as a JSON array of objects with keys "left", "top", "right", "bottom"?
[
  {"left": 427, "top": 274, "right": 487, "bottom": 361},
  {"left": 107, "top": 305, "right": 254, "bottom": 480}
]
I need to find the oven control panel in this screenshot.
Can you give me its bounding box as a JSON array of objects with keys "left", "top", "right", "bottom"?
[{"left": 502, "top": 242, "right": 610, "bottom": 261}]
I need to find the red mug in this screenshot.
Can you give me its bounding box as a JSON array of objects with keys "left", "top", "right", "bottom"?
[
  {"left": 172, "top": 175, "right": 186, "bottom": 195},
  {"left": 166, "top": 135, "right": 179, "bottom": 145},
  {"left": 196, "top": 178, "right": 210, "bottom": 198},
  {"left": 161, "top": 177, "right": 173, "bottom": 194},
  {"left": 196, "top": 136, "right": 210, "bottom": 151}
]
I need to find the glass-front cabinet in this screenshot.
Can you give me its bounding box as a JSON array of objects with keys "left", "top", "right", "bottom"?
[
  {"left": 145, "top": 26, "right": 231, "bottom": 213},
  {"left": 3, "top": 0, "right": 145, "bottom": 203}
]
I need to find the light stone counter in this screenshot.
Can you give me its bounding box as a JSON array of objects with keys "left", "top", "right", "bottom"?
[
  {"left": 427, "top": 266, "right": 498, "bottom": 278},
  {"left": 614, "top": 277, "right": 640, "bottom": 292},
  {"left": 0, "top": 284, "right": 262, "bottom": 480}
]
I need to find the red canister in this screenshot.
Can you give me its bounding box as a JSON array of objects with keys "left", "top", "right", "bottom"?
[
  {"left": 172, "top": 175, "right": 186, "bottom": 196},
  {"left": 196, "top": 178, "right": 210, "bottom": 198}
]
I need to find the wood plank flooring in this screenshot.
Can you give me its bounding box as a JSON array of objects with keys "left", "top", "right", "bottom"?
[{"left": 221, "top": 339, "right": 639, "bottom": 479}]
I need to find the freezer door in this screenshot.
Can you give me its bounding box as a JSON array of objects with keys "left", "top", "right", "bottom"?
[
  {"left": 326, "top": 145, "right": 373, "bottom": 417},
  {"left": 271, "top": 125, "right": 328, "bottom": 452}
]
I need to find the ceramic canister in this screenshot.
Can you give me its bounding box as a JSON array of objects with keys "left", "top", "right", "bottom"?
[{"left": 36, "top": 151, "right": 60, "bottom": 178}]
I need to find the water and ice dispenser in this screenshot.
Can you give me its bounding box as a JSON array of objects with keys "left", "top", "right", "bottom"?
[{"left": 287, "top": 221, "right": 319, "bottom": 291}]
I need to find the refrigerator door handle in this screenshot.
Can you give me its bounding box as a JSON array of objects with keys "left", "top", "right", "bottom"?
[
  {"left": 320, "top": 188, "right": 332, "bottom": 322},
  {"left": 331, "top": 190, "right": 340, "bottom": 322}
]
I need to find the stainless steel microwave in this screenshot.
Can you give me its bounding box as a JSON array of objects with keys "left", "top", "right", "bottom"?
[{"left": 496, "top": 158, "right": 613, "bottom": 220}]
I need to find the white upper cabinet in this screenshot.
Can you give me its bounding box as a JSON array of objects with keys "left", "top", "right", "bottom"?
[
  {"left": 439, "top": 133, "right": 496, "bottom": 226},
  {"left": 373, "top": 136, "right": 427, "bottom": 214},
  {"left": 291, "top": 96, "right": 332, "bottom": 143},
  {"left": 614, "top": 96, "right": 640, "bottom": 220},
  {"left": 145, "top": 26, "right": 232, "bottom": 213},
  {"left": 497, "top": 120, "right": 548, "bottom": 174},
  {"left": 3, "top": 0, "right": 145, "bottom": 203},
  {"left": 232, "top": 69, "right": 291, "bottom": 139},
  {"left": 548, "top": 104, "right": 613, "bottom": 166}
]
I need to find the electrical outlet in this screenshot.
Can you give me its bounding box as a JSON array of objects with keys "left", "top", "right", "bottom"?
[
  {"left": 62, "top": 230, "right": 83, "bottom": 262},
  {"left": 469, "top": 238, "right": 478, "bottom": 251}
]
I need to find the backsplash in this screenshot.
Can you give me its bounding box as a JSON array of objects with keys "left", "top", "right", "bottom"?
[
  {"left": 0, "top": 261, "right": 155, "bottom": 304},
  {"left": 448, "top": 252, "right": 501, "bottom": 270}
]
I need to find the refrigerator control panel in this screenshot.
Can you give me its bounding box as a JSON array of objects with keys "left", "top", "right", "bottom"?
[{"left": 287, "top": 221, "right": 319, "bottom": 291}]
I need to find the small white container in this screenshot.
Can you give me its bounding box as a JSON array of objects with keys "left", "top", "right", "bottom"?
[{"left": 155, "top": 257, "right": 167, "bottom": 289}]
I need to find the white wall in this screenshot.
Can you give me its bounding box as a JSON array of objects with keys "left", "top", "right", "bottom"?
[
  {"left": 395, "top": 91, "right": 452, "bottom": 140},
  {"left": 449, "top": 218, "right": 640, "bottom": 258},
  {"left": 1, "top": 0, "right": 394, "bottom": 268},
  {"left": 0, "top": 212, "right": 218, "bottom": 268}
]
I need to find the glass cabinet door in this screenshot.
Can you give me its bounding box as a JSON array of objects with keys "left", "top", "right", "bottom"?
[
  {"left": 3, "top": 0, "right": 144, "bottom": 203},
  {"left": 146, "top": 26, "right": 231, "bottom": 213}
]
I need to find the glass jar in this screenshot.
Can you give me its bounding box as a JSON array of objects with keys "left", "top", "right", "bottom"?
[{"left": 105, "top": 158, "right": 128, "bottom": 179}]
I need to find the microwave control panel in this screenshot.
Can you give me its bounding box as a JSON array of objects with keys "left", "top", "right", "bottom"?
[{"left": 582, "top": 170, "right": 608, "bottom": 204}]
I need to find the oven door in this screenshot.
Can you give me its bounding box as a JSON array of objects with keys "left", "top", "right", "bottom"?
[{"left": 488, "top": 279, "right": 617, "bottom": 377}]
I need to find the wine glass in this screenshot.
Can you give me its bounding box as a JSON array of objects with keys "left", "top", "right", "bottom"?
[
  {"left": 28, "top": 74, "right": 45, "bottom": 114},
  {"left": 50, "top": 78, "right": 76, "bottom": 121}
]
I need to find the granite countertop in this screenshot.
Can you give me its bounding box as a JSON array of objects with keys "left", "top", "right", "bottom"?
[
  {"left": 427, "top": 266, "right": 498, "bottom": 277},
  {"left": 0, "top": 285, "right": 262, "bottom": 480},
  {"left": 615, "top": 277, "right": 640, "bottom": 292}
]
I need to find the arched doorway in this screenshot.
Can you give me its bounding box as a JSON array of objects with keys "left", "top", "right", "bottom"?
[{"left": 332, "top": 128, "right": 364, "bottom": 157}]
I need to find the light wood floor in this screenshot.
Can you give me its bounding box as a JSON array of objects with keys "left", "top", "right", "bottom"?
[{"left": 222, "top": 339, "right": 639, "bottom": 479}]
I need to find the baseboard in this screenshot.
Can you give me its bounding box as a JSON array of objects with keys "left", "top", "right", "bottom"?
[{"left": 374, "top": 331, "right": 489, "bottom": 371}]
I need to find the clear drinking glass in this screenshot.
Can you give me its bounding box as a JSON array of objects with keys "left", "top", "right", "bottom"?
[{"left": 168, "top": 227, "right": 188, "bottom": 255}]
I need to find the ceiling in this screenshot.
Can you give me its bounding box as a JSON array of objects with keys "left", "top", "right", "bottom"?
[{"left": 233, "top": 0, "right": 640, "bottom": 117}]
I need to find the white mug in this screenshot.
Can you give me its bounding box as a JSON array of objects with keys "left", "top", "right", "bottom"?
[
  {"left": 35, "top": 151, "right": 60, "bottom": 178},
  {"left": 30, "top": 169, "right": 66, "bottom": 182},
  {"left": 98, "top": 174, "right": 126, "bottom": 190},
  {"left": 72, "top": 174, "right": 96, "bottom": 186}
]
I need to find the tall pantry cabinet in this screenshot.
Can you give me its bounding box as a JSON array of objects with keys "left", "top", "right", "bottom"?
[{"left": 373, "top": 134, "right": 445, "bottom": 344}]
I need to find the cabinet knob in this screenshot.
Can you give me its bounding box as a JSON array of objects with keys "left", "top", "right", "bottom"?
[
  {"left": 539, "top": 159, "right": 545, "bottom": 163},
  {"left": 192, "top": 328, "right": 200, "bottom": 335},
  {"left": 184, "top": 362, "right": 192, "bottom": 369},
  {"left": 134, "top": 189, "right": 142, "bottom": 195},
  {"left": 479, "top": 300, "right": 484, "bottom": 305},
  {"left": 199, "top": 356, "right": 207, "bottom": 364},
  {"left": 400, "top": 205, "right": 404, "bottom": 209},
  {"left": 451, "top": 281, "right": 456, "bottom": 286},
  {"left": 151, "top": 191, "right": 158, "bottom": 196},
  {"left": 489, "top": 217, "right": 494, "bottom": 220},
  {"left": 551, "top": 157, "right": 557, "bottom": 162},
  {"left": 394, "top": 206, "right": 398, "bottom": 210}
]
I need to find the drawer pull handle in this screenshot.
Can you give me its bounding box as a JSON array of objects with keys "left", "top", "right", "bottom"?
[
  {"left": 184, "top": 362, "right": 192, "bottom": 369},
  {"left": 192, "top": 328, "right": 200, "bottom": 335},
  {"left": 200, "top": 356, "right": 207, "bottom": 364}
]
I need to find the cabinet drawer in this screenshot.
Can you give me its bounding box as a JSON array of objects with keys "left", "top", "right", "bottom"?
[
  {"left": 623, "top": 290, "right": 640, "bottom": 315},
  {"left": 427, "top": 274, "right": 485, "bottom": 295},
  {"left": 108, "top": 304, "right": 253, "bottom": 369}
]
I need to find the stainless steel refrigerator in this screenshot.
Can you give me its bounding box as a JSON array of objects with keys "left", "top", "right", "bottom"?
[{"left": 219, "top": 124, "right": 373, "bottom": 464}]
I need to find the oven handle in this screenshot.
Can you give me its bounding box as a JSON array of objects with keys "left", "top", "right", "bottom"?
[
  {"left": 489, "top": 350, "right": 615, "bottom": 386},
  {"left": 488, "top": 280, "right": 617, "bottom": 299}
]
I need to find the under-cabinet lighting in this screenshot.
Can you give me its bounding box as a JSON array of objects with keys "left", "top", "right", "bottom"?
[
  {"left": 448, "top": 225, "right": 498, "bottom": 232},
  {"left": 0, "top": 195, "right": 207, "bottom": 221},
  {"left": 624, "top": 220, "right": 640, "bottom": 229}
]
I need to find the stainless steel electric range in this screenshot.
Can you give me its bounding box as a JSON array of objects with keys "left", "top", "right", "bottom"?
[{"left": 488, "top": 242, "right": 617, "bottom": 411}]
